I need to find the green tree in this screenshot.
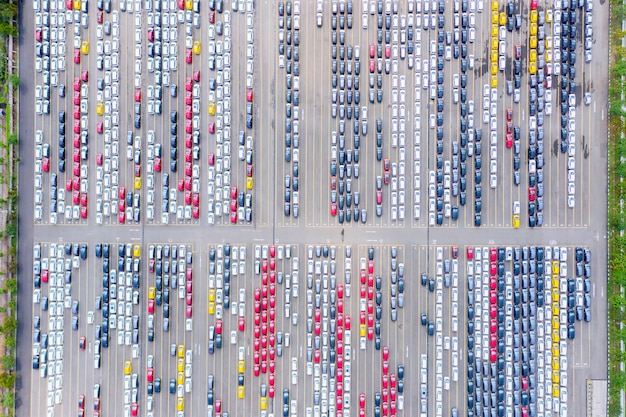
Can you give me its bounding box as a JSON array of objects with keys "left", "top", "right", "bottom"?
[
  {"left": 613, "top": 59, "right": 626, "bottom": 77},
  {"left": 4, "top": 279, "right": 15, "bottom": 295},
  {"left": 0, "top": 22, "right": 16, "bottom": 37},
  {"left": 615, "top": 5, "right": 626, "bottom": 22},
  {"left": 0, "top": 372, "right": 15, "bottom": 389},
  {"left": 1, "top": 391, "right": 14, "bottom": 409},
  {"left": 6, "top": 133, "right": 16, "bottom": 146},
  {"left": 2, "top": 317, "right": 16, "bottom": 335},
  {"left": 1, "top": 356, "right": 14, "bottom": 372},
  {"left": 8, "top": 74, "right": 18, "bottom": 89},
  {"left": 5, "top": 336, "right": 15, "bottom": 350}
]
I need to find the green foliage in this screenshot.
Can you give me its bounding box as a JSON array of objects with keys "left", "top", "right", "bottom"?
[
  {"left": 4, "top": 278, "right": 15, "bottom": 294},
  {"left": 7, "top": 74, "right": 17, "bottom": 89},
  {"left": 1, "top": 317, "right": 16, "bottom": 335},
  {"left": 0, "top": 391, "right": 14, "bottom": 410},
  {"left": 0, "top": 373, "right": 15, "bottom": 389},
  {"left": 0, "top": 356, "right": 14, "bottom": 372},
  {"left": 4, "top": 336, "right": 15, "bottom": 350},
  {"left": 6, "top": 133, "right": 16, "bottom": 146}
]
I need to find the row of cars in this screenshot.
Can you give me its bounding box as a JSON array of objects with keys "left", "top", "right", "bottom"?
[
  {"left": 327, "top": 0, "right": 369, "bottom": 224},
  {"left": 419, "top": 246, "right": 461, "bottom": 416},
  {"left": 278, "top": 1, "right": 301, "bottom": 219},
  {"left": 32, "top": 242, "right": 89, "bottom": 416},
  {"left": 419, "top": 0, "right": 478, "bottom": 225},
  {"left": 464, "top": 246, "right": 592, "bottom": 417},
  {"left": 206, "top": 6, "right": 255, "bottom": 224},
  {"left": 141, "top": 0, "right": 200, "bottom": 225}
]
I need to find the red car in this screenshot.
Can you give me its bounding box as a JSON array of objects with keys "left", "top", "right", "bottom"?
[
  {"left": 74, "top": 77, "right": 81, "bottom": 91},
  {"left": 96, "top": 121, "right": 103, "bottom": 134},
  {"left": 467, "top": 246, "right": 474, "bottom": 259},
  {"left": 178, "top": 0, "right": 184, "bottom": 9},
  {"left": 154, "top": 157, "right": 161, "bottom": 172},
  {"left": 81, "top": 193, "right": 88, "bottom": 207},
  {"left": 81, "top": 69, "right": 89, "bottom": 82},
  {"left": 359, "top": 394, "right": 366, "bottom": 408},
  {"left": 186, "top": 293, "right": 193, "bottom": 306},
  {"left": 42, "top": 157, "right": 50, "bottom": 172},
  {"left": 192, "top": 206, "right": 199, "bottom": 218},
  {"left": 185, "top": 77, "right": 193, "bottom": 91},
  {"left": 186, "top": 306, "right": 193, "bottom": 317},
  {"left": 185, "top": 119, "right": 192, "bottom": 133},
  {"left": 208, "top": 121, "right": 216, "bottom": 134},
  {"left": 73, "top": 161, "right": 80, "bottom": 176},
  {"left": 528, "top": 187, "right": 536, "bottom": 201},
  {"left": 369, "top": 43, "right": 375, "bottom": 58},
  {"left": 506, "top": 133, "right": 513, "bottom": 148},
  {"left": 515, "top": 43, "right": 522, "bottom": 59},
  {"left": 147, "top": 368, "right": 154, "bottom": 383},
  {"left": 246, "top": 88, "right": 254, "bottom": 102},
  {"left": 185, "top": 91, "right": 193, "bottom": 105},
  {"left": 193, "top": 69, "right": 201, "bottom": 82},
  {"left": 96, "top": 10, "right": 103, "bottom": 23},
  {"left": 66, "top": 179, "right": 73, "bottom": 191},
  {"left": 209, "top": 10, "right": 216, "bottom": 23},
  {"left": 74, "top": 48, "right": 81, "bottom": 64},
  {"left": 73, "top": 119, "right": 81, "bottom": 133},
  {"left": 36, "top": 29, "right": 42, "bottom": 42},
  {"left": 134, "top": 88, "right": 142, "bottom": 102},
  {"left": 74, "top": 91, "right": 81, "bottom": 105},
  {"left": 185, "top": 49, "right": 192, "bottom": 64},
  {"left": 330, "top": 202, "right": 337, "bottom": 216},
  {"left": 147, "top": 28, "right": 154, "bottom": 42},
  {"left": 376, "top": 190, "right": 383, "bottom": 204},
  {"left": 131, "top": 403, "right": 138, "bottom": 417},
  {"left": 148, "top": 299, "right": 155, "bottom": 313},
  {"left": 385, "top": 45, "right": 391, "bottom": 58},
  {"left": 369, "top": 58, "right": 375, "bottom": 73},
  {"left": 238, "top": 317, "right": 245, "bottom": 331}
]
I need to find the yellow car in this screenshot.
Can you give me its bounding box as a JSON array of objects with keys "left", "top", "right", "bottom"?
[
  {"left": 177, "top": 345, "right": 185, "bottom": 358},
  {"left": 185, "top": 0, "right": 192, "bottom": 9},
  {"left": 81, "top": 40, "right": 89, "bottom": 55},
  {"left": 491, "top": 38, "right": 498, "bottom": 51},
  {"left": 512, "top": 214, "right": 520, "bottom": 229},
  {"left": 148, "top": 286, "right": 156, "bottom": 300},
  {"left": 492, "top": 0, "right": 498, "bottom": 11},
  {"left": 134, "top": 177, "right": 142, "bottom": 190},
  {"left": 530, "top": 9, "right": 538, "bottom": 23},
  {"left": 208, "top": 102, "right": 216, "bottom": 115},
  {"left": 552, "top": 345, "right": 560, "bottom": 357},
  {"left": 545, "top": 50, "right": 552, "bottom": 63},
  {"left": 491, "top": 24, "right": 498, "bottom": 38},
  {"left": 238, "top": 360, "right": 245, "bottom": 373},
  {"left": 208, "top": 301, "right": 215, "bottom": 315},
  {"left": 73, "top": 0, "right": 81, "bottom": 10},
  {"left": 529, "top": 49, "right": 537, "bottom": 63},
  {"left": 546, "top": 10, "right": 553, "bottom": 22},
  {"left": 552, "top": 277, "right": 560, "bottom": 289},
  {"left": 178, "top": 358, "right": 185, "bottom": 372},
  {"left": 529, "top": 35, "right": 537, "bottom": 49},
  {"left": 177, "top": 372, "right": 184, "bottom": 385},
  {"left": 193, "top": 41, "right": 201, "bottom": 55},
  {"left": 552, "top": 261, "right": 560, "bottom": 275},
  {"left": 360, "top": 324, "right": 367, "bottom": 337},
  {"left": 208, "top": 289, "right": 216, "bottom": 302},
  {"left": 124, "top": 360, "right": 132, "bottom": 375},
  {"left": 529, "top": 22, "right": 538, "bottom": 36},
  {"left": 552, "top": 373, "right": 560, "bottom": 388},
  {"left": 260, "top": 396, "right": 267, "bottom": 410},
  {"left": 499, "top": 12, "right": 506, "bottom": 26},
  {"left": 552, "top": 316, "right": 559, "bottom": 329},
  {"left": 177, "top": 397, "right": 185, "bottom": 411},
  {"left": 491, "top": 50, "right": 498, "bottom": 63},
  {"left": 246, "top": 177, "right": 254, "bottom": 190},
  {"left": 491, "top": 10, "right": 499, "bottom": 24},
  {"left": 490, "top": 75, "right": 498, "bottom": 88},
  {"left": 552, "top": 329, "right": 560, "bottom": 343},
  {"left": 133, "top": 244, "right": 141, "bottom": 257},
  {"left": 529, "top": 62, "right": 537, "bottom": 75},
  {"left": 238, "top": 386, "right": 245, "bottom": 399},
  {"left": 552, "top": 358, "right": 560, "bottom": 372},
  {"left": 491, "top": 62, "right": 498, "bottom": 75},
  {"left": 96, "top": 102, "right": 104, "bottom": 116}
]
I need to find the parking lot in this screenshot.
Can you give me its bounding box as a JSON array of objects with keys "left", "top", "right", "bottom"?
[{"left": 20, "top": 0, "right": 609, "bottom": 416}]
